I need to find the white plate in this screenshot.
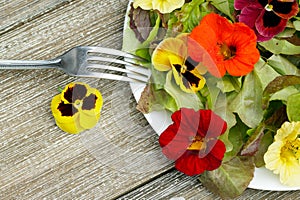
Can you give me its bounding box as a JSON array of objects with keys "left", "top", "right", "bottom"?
[{"left": 122, "top": 1, "right": 300, "bottom": 191}]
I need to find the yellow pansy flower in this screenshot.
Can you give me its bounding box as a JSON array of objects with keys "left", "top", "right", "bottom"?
[
  {"left": 133, "top": 0, "right": 184, "bottom": 14},
  {"left": 264, "top": 121, "right": 300, "bottom": 187},
  {"left": 152, "top": 34, "right": 206, "bottom": 93},
  {"left": 51, "top": 82, "right": 103, "bottom": 134}
]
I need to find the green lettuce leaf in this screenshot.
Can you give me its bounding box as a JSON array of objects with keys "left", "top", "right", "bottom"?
[
  {"left": 287, "top": 92, "right": 300, "bottom": 121},
  {"left": 293, "top": 20, "right": 300, "bottom": 31},
  {"left": 223, "top": 116, "right": 248, "bottom": 162},
  {"left": 254, "top": 131, "right": 273, "bottom": 167},
  {"left": 173, "top": 0, "right": 209, "bottom": 33},
  {"left": 199, "top": 156, "right": 255, "bottom": 199},
  {"left": 164, "top": 71, "right": 204, "bottom": 110},
  {"left": 262, "top": 75, "right": 300, "bottom": 109}
]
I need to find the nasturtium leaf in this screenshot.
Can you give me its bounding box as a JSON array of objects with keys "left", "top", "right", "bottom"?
[
  {"left": 254, "top": 58, "right": 280, "bottom": 90},
  {"left": 199, "top": 156, "right": 255, "bottom": 199},
  {"left": 276, "top": 28, "right": 296, "bottom": 38},
  {"left": 293, "top": 20, "right": 300, "bottom": 31},
  {"left": 217, "top": 76, "right": 242, "bottom": 93},
  {"left": 229, "top": 71, "right": 264, "bottom": 128},
  {"left": 287, "top": 92, "right": 300, "bottom": 121},
  {"left": 260, "top": 38, "right": 300, "bottom": 55},
  {"left": 267, "top": 55, "right": 300, "bottom": 76}
]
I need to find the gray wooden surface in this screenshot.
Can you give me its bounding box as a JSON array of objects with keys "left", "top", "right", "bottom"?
[{"left": 0, "top": 1, "right": 299, "bottom": 199}]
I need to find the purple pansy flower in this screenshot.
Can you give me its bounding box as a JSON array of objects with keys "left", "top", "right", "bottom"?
[{"left": 235, "top": 0, "right": 299, "bottom": 42}]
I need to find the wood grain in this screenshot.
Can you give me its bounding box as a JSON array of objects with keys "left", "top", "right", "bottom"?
[
  {"left": 0, "top": 0, "right": 299, "bottom": 199},
  {"left": 0, "top": 0, "right": 73, "bottom": 35}
]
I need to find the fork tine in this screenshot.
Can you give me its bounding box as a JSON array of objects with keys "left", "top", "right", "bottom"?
[
  {"left": 86, "top": 46, "right": 146, "bottom": 62},
  {"left": 87, "top": 55, "right": 149, "bottom": 74},
  {"left": 78, "top": 71, "right": 149, "bottom": 83},
  {"left": 86, "top": 63, "right": 149, "bottom": 78}
]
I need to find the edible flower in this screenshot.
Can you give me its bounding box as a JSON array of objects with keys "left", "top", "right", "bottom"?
[
  {"left": 234, "top": 0, "right": 299, "bottom": 42},
  {"left": 159, "top": 108, "right": 227, "bottom": 176},
  {"left": 51, "top": 82, "right": 103, "bottom": 134},
  {"left": 264, "top": 121, "right": 300, "bottom": 187},
  {"left": 133, "top": 0, "right": 185, "bottom": 14},
  {"left": 152, "top": 34, "right": 207, "bottom": 93},
  {"left": 189, "top": 13, "right": 260, "bottom": 77}
]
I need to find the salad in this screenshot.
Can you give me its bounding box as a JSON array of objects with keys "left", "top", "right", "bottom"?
[{"left": 124, "top": 0, "right": 300, "bottom": 198}]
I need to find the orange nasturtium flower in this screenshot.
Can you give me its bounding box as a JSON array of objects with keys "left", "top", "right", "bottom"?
[
  {"left": 189, "top": 13, "right": 260, "bottom": 77},
  {"left": 152, "top": 34, "right": 207, "bottom": 93},
  {"left": 51, "top": 82, "right": 103, "bottom": 134}
]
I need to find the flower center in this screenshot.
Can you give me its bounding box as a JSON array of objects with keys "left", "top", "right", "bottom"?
[
  {"left": 187, "top": 135, "right": 205, "bottom": 151},
  {"left": 282, "top": 138, "right": 300, "bottom": 159},
  {"left": 220, "top": 43, "right": 236, "bottom": 60},
  {"left": 181, "top": 64, "right": 187, "bottom": 74},
  {"left": 74, "top": 99, "right": 82, "bottom": 109},
  {"left": 264, "top": 4, "right": 273, "bottom": 12}
]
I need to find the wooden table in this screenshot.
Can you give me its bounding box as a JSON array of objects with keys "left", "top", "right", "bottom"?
[{"left": 0, "top": 1, "right": 299, "bottom": 199}]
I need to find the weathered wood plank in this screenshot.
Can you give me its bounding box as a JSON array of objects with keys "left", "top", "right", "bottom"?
[
  {"left": 117, "top": 169, "right": 300, "bottom": 200},
  {"left": 0, "top": 0, "right": 73, "bottom": 35}
]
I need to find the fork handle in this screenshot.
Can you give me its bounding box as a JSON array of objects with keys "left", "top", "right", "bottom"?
[{"left": 0, "top": 59, "right": 61, "bottom": 69}]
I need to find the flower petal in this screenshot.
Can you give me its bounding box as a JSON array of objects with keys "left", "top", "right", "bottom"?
[
  {"left": 272, "top": 0, "right": 299, "bottom": 19},
  {"left": 152, "top": 0, "right": 184, "bottom": 14},
  {"left": 234, "top": 0, "right": 258, "bottom": 10},
  {"left": 61, "top": 82, "right": 89, "bottom": 103},
  {"left": 80, "top": 111, "right": 100, "bottom": 129},
  {"left": 198, "top": 110, "right": 227, "bottom": 138},
  {"left": 255, "top": 10, "right": 287, "bottom": 38},
  {"left": 55, "top": 115, "right": 84, "bottom": 134},
  {"left": 159, "top": 124, "right": 192, "bottom": 160},
  {"left": 152, "top": 38, "right": 187, "bottom": 71},
  {"left": 175, "top": 151, "right": 208, "bottom": 176},
  {"left": 238, "top": 3, "right": 263, "bottom": 29},
  {"left": 133, "top": 0, "right": 152, "bottom": 10},
  {"left": 51, "top": 94, "right": 78, "bottom": 123}
]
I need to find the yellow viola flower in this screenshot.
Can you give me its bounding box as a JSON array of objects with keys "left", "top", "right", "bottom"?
[
  {"left": 264, "top": 121, "right": 300, "bottom": 187},
  {"left": 133, "top": 0, "right": 184, "bottom": 14},
  {"left": 152, "top": 34, "right": 206, "bottom": 93},
  {"left": 51, "top": 82, "right": 103, "bottom": 134}
]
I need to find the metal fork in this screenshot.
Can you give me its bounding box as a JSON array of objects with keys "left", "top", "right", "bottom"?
[{"left": 0, "top": 46, "right": 150, "bottom": 83}]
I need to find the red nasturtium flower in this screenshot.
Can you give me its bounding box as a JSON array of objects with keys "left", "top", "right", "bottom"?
[
  {"left": 159, "top": 108, "right": 227, "bottom": 176},
  {"left": 188, "top": 13, "right": 260, "bottom": 77}
]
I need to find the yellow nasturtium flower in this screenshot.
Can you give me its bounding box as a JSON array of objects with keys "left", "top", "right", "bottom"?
[
  {"left": 51, "top": 82, "right": 103, "bottom": 134},
  {"left": 264, "top": 121, "right": 300, "bottom": 187},
  {"left": 133, "top": 0, "right": 184, "bottom": 14},
  {"left": 152, "top": 34, "right": 207, "bottom": 93}
]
